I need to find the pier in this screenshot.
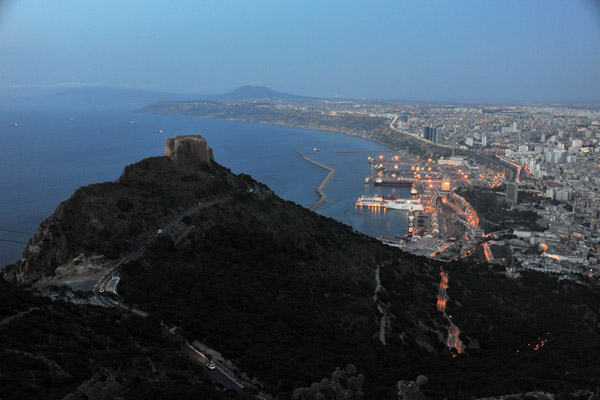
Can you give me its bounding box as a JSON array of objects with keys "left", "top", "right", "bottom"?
[{"left": 295, "top": 150, "right": 336, "bottom": 210}]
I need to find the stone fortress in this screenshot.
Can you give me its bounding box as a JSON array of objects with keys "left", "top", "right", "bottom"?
[{"left": 164, "top": 135, "right": 214, "bottom": 165}]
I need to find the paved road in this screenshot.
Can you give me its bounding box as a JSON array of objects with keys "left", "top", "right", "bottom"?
[
  {"left": 93, "top": 199, "right": 224, "bottom": 302},
  {"left": 92, "top": 198, "right": 259, "bottom": 396},
  {"left": 179, "top": 341, "right": 244, "bottom": 392}
]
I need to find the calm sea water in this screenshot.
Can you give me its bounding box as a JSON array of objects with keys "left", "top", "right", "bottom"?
[{"left": 0, "top": 105, "right": 409, "bottom": 267}]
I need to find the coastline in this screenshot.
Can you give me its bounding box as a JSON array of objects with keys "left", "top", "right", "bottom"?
[
  {"left": 0, "top": 106, "right": 408, "bottom": 267},
  {"left": 137, "top": 102, "right": 444, "bottom": 156}
]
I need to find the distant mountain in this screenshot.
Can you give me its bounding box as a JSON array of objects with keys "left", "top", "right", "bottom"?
[{"left": 216, "top": 85, "right": 313, "bottom": 101}]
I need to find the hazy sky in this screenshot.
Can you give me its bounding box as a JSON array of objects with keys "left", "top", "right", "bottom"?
[{"left": 1, "top": 0, "right": 599, "bottom": 102}]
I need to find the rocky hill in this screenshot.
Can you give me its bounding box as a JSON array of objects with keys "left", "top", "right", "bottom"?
[
  {"left": 16, "top": 135, "right": 221, "bottom": 283},
  {"left": 12, "top": 136, "right": 600, "bottom": 399}
]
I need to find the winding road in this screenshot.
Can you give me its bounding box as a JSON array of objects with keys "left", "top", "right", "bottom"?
[
  {"left": 436, "top": 270, "right": 465, "bottom": 355},
  {"left": 92, "top": 197, "right": 261, "bottom": 396}
]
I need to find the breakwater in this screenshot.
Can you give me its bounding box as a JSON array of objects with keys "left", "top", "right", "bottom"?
[{"left": 294, "top": 150, "right": 336, "bottom": 210}]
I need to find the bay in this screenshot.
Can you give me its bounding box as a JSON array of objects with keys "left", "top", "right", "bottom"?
[{"left": 0, "top": 105, "right": 409, "bottom": 267}]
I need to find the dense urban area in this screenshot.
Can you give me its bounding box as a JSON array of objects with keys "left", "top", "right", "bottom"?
[{"left": 327, "top": 99, "right": 600, "bottom": 281}]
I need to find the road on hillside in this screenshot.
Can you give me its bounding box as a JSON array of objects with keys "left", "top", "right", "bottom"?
[
  {"left": 93, "top": 198, "right": 224, "bottom": 301},
  {"left": 92, "top": 197, "right": 259, "bottom": 397}
]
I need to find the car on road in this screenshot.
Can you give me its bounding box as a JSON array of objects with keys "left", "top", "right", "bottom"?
[
  {"left": 207, "top": 363, "right": 216, "bottom": 370},
  {"left": 99, "top": 288, "right": 105, "bottom": 293},
  {"left": 156, "top": 229, "right": 163, "bottom": 234}
]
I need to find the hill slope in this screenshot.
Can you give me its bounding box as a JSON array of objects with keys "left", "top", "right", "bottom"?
[
  {"left": 14, "top": 136, "right": 600, "bottom": 399},
  {"left": 0, "top": 278, "right": 239, "bottom": 400}
]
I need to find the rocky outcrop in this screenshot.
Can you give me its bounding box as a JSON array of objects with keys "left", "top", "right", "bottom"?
[
  {"left": 15, "top": 136, "right": 229, "bottom": 284},
  {"left": 61, "top": 370, "right": 123, "bottom": 400},
  {"left": 397, "top": 375, "right": 428, "bottom": 400}
]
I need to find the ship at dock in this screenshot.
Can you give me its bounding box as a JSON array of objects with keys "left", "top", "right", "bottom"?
[
  {"left": 355, "top": 196, "right": 423, "bottom": 211},
  {"left": 355, "top": 195, "right": 384, "bottom": 207},
  {"left": 384, "top": 200, "right": 423, "bottom": 211},
  {"left": 373, "top": 177, "right": 414, "bottom": 187}
]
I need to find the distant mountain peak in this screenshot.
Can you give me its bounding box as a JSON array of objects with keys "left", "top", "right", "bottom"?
[{"left": 219, "top": 85, "right": 307, "bottom": 100}]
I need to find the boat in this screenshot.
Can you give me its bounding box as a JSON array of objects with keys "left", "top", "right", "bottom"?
[
  {"left": 313, "top": 147, "right": 320, "bottom": 153},
  {"left": 11, "top": 123, "right": 18, "bottom": 127},
  {"left": 384, "top": 200, "right": 424, "bottom": 211},
  {"left": 355, "top": 195, "right": 424, "bottom": 211},
  {"left": 373, "top": 177, "right": 413, "bottom": 187},
  {"left": 410, "top": 185, "right": 418, "bottom": 195},
  {"left": 364, "top": 177, "right": 370, "bottom": 184},
  {"left": 158, "top": 129, "right": 164, "bottom": 134},
  {"left": 355, "top": 196, "right": 384, "bottom": 207},
  {"left": 128, "top": 121, "right": 135, "bottom": 125}
]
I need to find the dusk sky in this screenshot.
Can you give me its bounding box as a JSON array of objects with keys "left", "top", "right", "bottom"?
[{"left": 1, "top": 0, "right": 599, "bottom": 102}]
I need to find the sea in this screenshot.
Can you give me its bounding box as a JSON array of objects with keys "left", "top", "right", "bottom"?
[{"left": 0, "top": 104, "right": 410, "bottom": 268}]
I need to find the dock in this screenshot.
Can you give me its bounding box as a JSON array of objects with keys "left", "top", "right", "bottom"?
[{"left": 295, "top": 150, "right": 336, "bottom": 210}]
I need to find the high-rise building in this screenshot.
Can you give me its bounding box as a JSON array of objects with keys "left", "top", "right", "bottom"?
[
  {"left": 423, "top": 126, "right": 438, "bottom": 143},
  {"left": 423, "top": 126, "right": 431, "bottom": 140},
  {"left": 552, "top": 150, "right": 563, "bottom": 164},
  {"left": 506, "top": 182, "right": 518, "bottom": 205}
]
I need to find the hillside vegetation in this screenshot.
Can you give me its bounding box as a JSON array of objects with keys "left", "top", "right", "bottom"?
[
  {"left": 0, "top": 279, "right": 239, "bottom": 400},
  {"left": 14, "top": 140, "right": 600, "bottom": 399}
]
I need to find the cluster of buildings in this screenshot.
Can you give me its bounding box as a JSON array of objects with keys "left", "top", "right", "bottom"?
[
  {"left": 385, "top": 103, "right": 600, "bottom": 279},
  {"left": 250, "top": 97, "right": 600, "bottom": 279}
]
